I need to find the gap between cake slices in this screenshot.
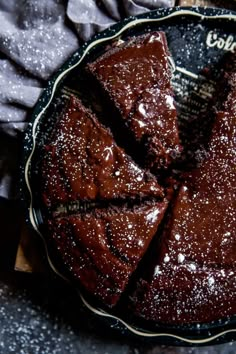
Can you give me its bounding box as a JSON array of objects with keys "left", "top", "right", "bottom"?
[
  {"left": 39, "top": 96, "right": 170, "bottom": 308},
  {"left": 40, "top": 95, "right": 166, "bottom": 212}
]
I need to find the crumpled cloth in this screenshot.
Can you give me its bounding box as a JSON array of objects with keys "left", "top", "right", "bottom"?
[
  {"left": 0, "top": 0, "right": 175, "bottom": 199},
  {"left": 67, "top": 0, "right": 174, "bottom": 41}
]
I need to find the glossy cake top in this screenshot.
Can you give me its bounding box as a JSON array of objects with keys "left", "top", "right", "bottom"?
[
  {"left": 130, "top": 71, "right": 236, "bottom": 324},
  {"left": 162, "top": 109, "right": 236, "bottom": 267},
  {"left": 88, "top": 32, "right": 172, "bottom": 117},
  {"left": 130, "top": 86, "right": 181, "bottom": 168},
  {"left": 48, "top": 201, "right": 168, "bottom": 306},
  {"left": 41, "top": 95, "right": 163, "bottom": 208},
  {"left": 88, "top": 32, "right": 181, "bottom": 169}
]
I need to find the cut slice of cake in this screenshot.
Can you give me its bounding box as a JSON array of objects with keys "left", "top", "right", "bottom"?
[
  {"left": 47, "top": 201, "right": 168, "bottom": 307},
  {"left": 87, "top": 32, "right": 181, "bottom": 169},
  {"left": 41, "top": 96, "right": 164, "bottom": 208},
  {"left": 130, "top": 76, "right": 236, "bottom": 323},
  {"left": 88, "top": 32, "right": 172, "bottom": 118}
]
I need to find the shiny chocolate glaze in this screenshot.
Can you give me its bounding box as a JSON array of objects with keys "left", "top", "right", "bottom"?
[
  {"left": 88, "top": 32, "right": 181, "bottom": 169},
  {"left": 41, "top": 96, "right": 163, "bottom": 208},
  {"left": 131, "top": 79, "right": 236, "bottom": 324},
  {"left": 132, "top": 265, "right": 236, "bottom": 324},
  {"left": 48, "top": 201, "right": 168, "bottom": 307},
  {"left": 130, "top": 87, "right": 181, "bottom": 169},
  {"left": 41, "top": 38, "right": 236, "bottom": 325}
]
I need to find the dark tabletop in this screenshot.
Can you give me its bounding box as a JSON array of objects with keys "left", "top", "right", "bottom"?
[{"left": 0, "top": 271, "right": 236, "bottom": 354}]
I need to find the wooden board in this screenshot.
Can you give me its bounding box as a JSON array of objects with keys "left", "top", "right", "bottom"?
[{"left": 15, "top": 220, "right": 49, "bottom": 273}]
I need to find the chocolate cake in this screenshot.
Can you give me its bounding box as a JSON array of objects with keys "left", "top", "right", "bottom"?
[
  {"left": 38, "top": 33, "right": 236, "bottom": 326},
  {"left": 41, "top": 96, "right": 163, "bottom": 208},
  {"left": 87, "top": 32, "right": 181, "bottom": 169},
  {"left": 47, "top": 201, "right": 168, "bottom": 307},
  {"left": 130, "top": 73, "right": 236, "bottom": 324}
]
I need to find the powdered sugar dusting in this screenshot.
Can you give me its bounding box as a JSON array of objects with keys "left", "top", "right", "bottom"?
[
  {"left": 42, "top": 96, "right": 163, "bottom": 207},
  {"left": 132, "top": 64, "right": 236, "bottom": 324},
  {"left": 49, "top": 201, "right": 167, "bottom": 306}
]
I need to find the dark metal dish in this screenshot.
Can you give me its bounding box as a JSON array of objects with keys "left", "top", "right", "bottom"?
[{"left": 21, "top": 6, "right": 236, "bottom": 345}]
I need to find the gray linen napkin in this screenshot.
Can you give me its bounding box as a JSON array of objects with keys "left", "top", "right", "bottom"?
[
  {"left": 0, "top": 0, "right": 175, "bottom": 199},
  {"left": 67, "top": 0, "right": 174, "bottom": 41}
]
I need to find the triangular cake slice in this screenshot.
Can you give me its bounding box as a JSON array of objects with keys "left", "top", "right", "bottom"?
[
  {"left": 41, "top": 96, "right": 163, "bottom": 208},
  {"left": 87, "top": 32, "right": 181, "bottom": 169},
  {"left": 130, "top": 75, "right": 236, "bottom": 323},
  {"left": 47, "top": 201, "right": 168, "bottom": 307},
  {"left": 88, "top": 32, "right": 172, "bottom": 118}
]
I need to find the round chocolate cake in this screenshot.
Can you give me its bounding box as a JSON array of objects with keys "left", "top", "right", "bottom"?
[{"left": 40, "top": 32, "right": 236, "bottom": 325}]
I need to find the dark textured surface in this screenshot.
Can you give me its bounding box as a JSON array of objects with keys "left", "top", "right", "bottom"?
[
  {"left": 0, "top": 270, "right": 235, "bottom": 354},
  {"left": 0, "top": 2, "right": 236, "bottom": 351},
  {"left": 0, "top": 200, "right": 235, "bottom": 352}
]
